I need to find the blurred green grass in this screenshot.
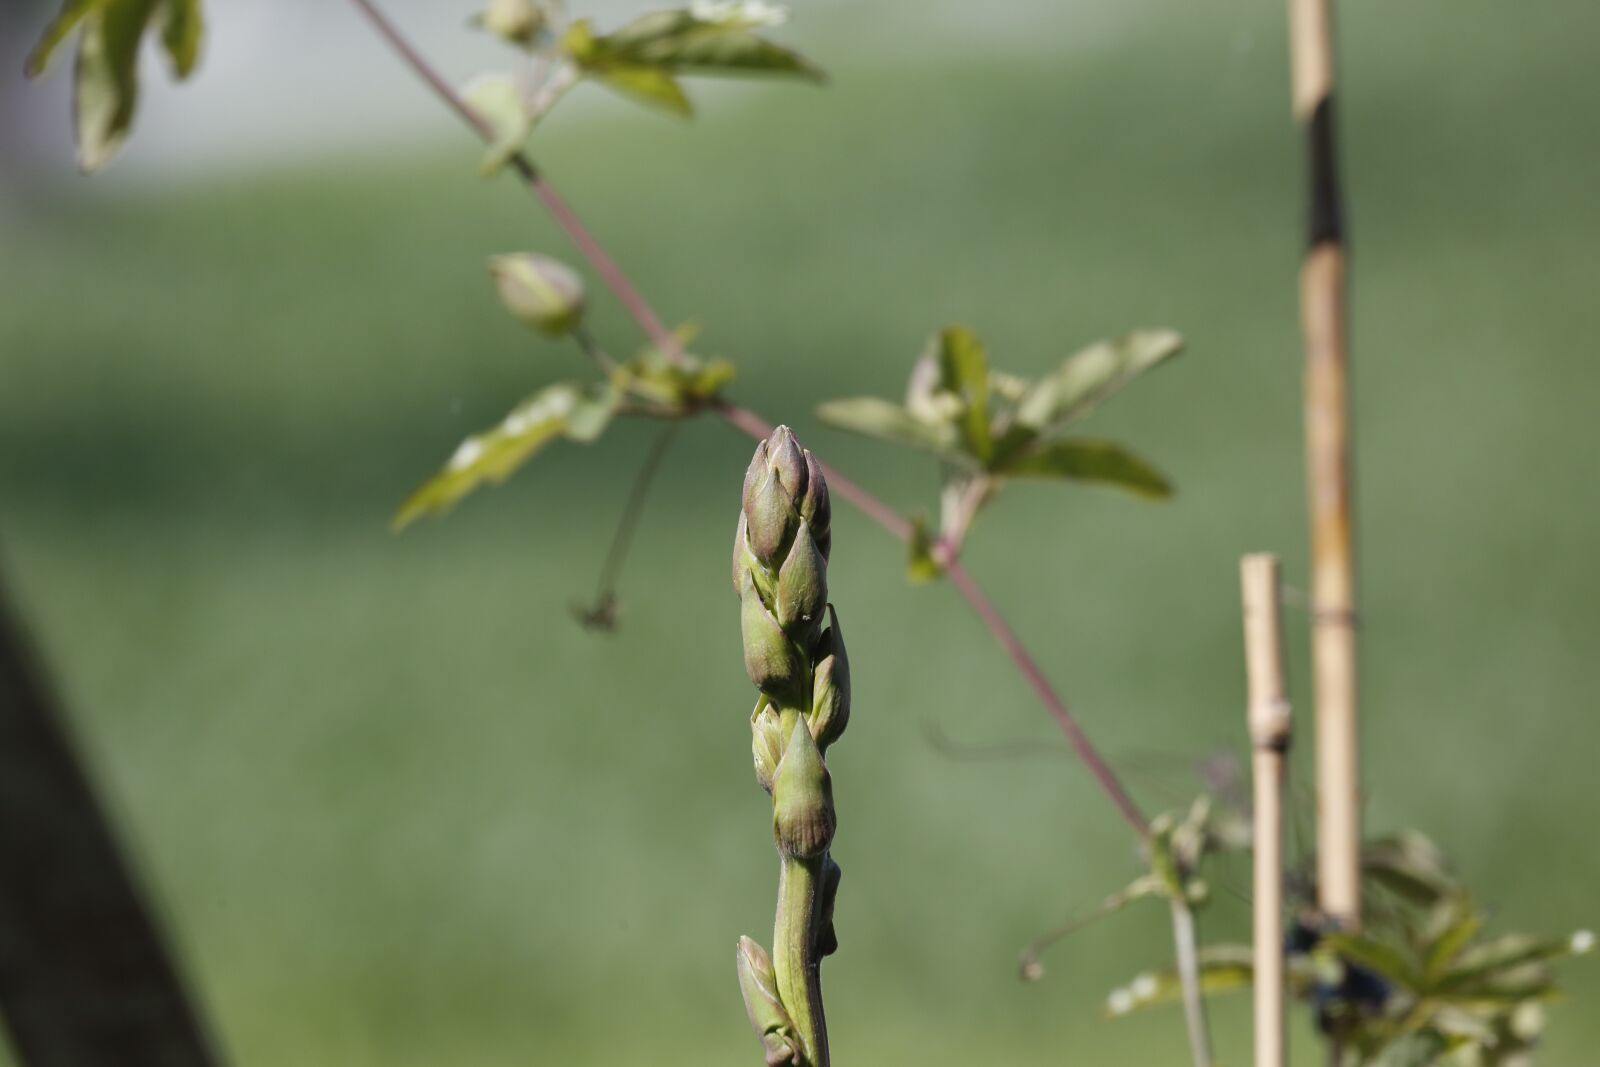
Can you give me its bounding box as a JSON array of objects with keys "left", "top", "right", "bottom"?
[{"left": 3, "top": 0, "right": 1599, "bottom": 1063}]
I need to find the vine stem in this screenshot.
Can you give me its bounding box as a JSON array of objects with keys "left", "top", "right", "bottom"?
[{"left": 344, "top": 0, "right": 1148, "bottom": 840}]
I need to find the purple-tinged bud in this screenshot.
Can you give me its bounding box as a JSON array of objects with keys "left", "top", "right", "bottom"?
[
  {"left": 774, "top": 520, "right": 827, "bottom": 637},
  {"left": 809, "top": 607, "right": 850, "bottom": 751},
  {"left": 766, "top": 426, "right": 809, "bottom": 501},
  {"left": 741, "top": 570, "right": 804, "bottom": 701},
  {"left": 772, "top": 718, "right": 835, "bottom": 860}
]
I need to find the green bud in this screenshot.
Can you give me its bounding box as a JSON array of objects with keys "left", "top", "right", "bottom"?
[
  {"left": 751, "top": 700, "right": 784, "bottom": 794},
  {"left": 799, "top": 452, "right": 831, "bottom": 560},
  {"left": 817, "top": 857, "right": 842, "bottom": 958},
  {"left": 775, "top": 520, "right": 827, "bottom": 637},
  {"left": 488, "top": 253, "right": 586, "bottom": 338},
  {"left": 809, "top": 607, "right": 850, "bottom": 751},
  {"left": 473, "top": 0, "right": 547, "bottom": 48},
  {"left": 744, "top": 467, "right": 794, "bottom": 568},
  {"left": 736, "top": 936, "right": 802, "bottom": 1066},
  {"left": 772, "top": 718, "right": 835, "bottom": 860},
  {"left": 741, "top": 570, "right": 804, "bottom": 702},
  {"left": 767, "top": 427, "right": 809, "bottom": 499}
]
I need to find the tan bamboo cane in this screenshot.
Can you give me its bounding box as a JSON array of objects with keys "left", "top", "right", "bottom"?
[
  {"left": 1242, "top": 554, "right": 1292, "bottom": 1067},
  {"left": 1288, "top": 0, "right": 1360, "bottom": 929}
]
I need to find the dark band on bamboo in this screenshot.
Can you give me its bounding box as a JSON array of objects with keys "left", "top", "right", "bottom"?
[{"left": 1305, "top": 95, "right": 1344, "bottom": 248}]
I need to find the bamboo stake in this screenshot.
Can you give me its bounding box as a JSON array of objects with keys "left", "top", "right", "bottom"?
[
  {"left": 1242, "top": 554, "right": 1291, "bottom": 1067},
  {"left": 1287, "top": 0, "right": 1360, "bottom": 929}
]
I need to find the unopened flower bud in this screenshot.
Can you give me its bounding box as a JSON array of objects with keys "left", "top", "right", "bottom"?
[
  {"left": 736, "top": 936, "right": 801, "bottom": 1066},
  {"left": 809, "top": 607, "right": 850, "bottom": 751},
  {"left": 800, "top": 452, "right": 831, "bottom": 560},
  {"left": 475, "top": 0, "right": 546, "bottom": 47},
  {"left": 774, "top": 520, "right": 826, "bottom": 636},
  {"left": 773, "top": 718, "right": 835, "bottom": 860},
  {"left": 488, "top": 253, "right": 586, "bottom": 338},
  {"left": 751, "top": 702, "right": 784, "bottom": 794},
  {"left": 817, "top": 857, "right": 842, "bottom": 958},
  {"left": 741, "top": 571, "right": 804, "bottom": 702},
  {"left": 767, "top": 427, "right": 809, "bottom": 499}
]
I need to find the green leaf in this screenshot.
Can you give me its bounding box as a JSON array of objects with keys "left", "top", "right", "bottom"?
[
  {"left": 591, "top": 64, "right": 693, "bottom": 115},
  {"left": 587, "top": 9, "right": 823, "bottom": 80},
  {"left": 25, "top": 0, "right": 97, "bottom": 78},
  {"left": 937, "top": 326, "right": 993, "bottom": 464},
  {"left": 394, "top": 382, "right": 618, "bottom": 529},
  {"left": 29, "top": 0, "right": 203, "bottom": 172},
  {"left": 617, "top": 329, "right": 736, "bottom": 411},
  {"left": 1015, "top": 329, "right": 1183, "bottom": 432},
  {"left": 907, "top": 515, "right": 942, "bottom": 584},
  {"left": 160, "top": 0, "right": 202, "bottom": 77},
  {"left": 997, "top": 438, "right": 1173, "bottom": 499},
  {"left": 73, "top": 0, "right": 160, "bottom": 174},
  {"left": 1436, "top": 932, "right": 1592, "bottom": 995},
  {"left": 1323, "top": 932, "right": 1421, "bottom": 990},
  {"left": 461, "top": 73, "right": 534, "bottom": 176},
  {"left": 815, "top": 397, "right": 964, "bottom": 460},
  {"left": 1364, "top": 831, "right": 1460, "bottom": 907},
  {"left": 1422, "top": 901, "right": 1486, "bottom": 986},
  {"left": 1105, "top": 944, "right": 1255, "bottom": 1018}
]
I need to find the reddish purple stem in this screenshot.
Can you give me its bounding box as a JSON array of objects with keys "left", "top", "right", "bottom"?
[{"left": 347, "top": 0, "right": 1149, "bottom": 838}]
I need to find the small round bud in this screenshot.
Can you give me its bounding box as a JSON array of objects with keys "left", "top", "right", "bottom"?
[
  {"left": 772, "top": 718, "right": 835, "bottom": 860},
  {"left": 477, "top": 0, "right": 546, "bottom": 47},
  {"left": 488, "top": 253, "right": 586, "bottom": 338}
]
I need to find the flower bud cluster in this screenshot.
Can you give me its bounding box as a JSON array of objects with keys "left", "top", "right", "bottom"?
[{"left": 733, "top": 427, "right": 851, "bottom": 854}]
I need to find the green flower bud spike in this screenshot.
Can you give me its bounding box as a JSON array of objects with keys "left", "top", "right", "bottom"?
[{"left": 734, "top": 427, "right": 850, "bottom": 1067}]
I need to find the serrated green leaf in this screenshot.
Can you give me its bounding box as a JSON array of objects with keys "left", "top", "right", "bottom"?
[
  {"left": 816, "top": 396, "right": 964, "bottom": 460},
  {"left": 997, "top": 437, "right": 1173, "bottom": 499},
  {"left": 394, "top": 382, "right": 618, "bottom": 529},
  {"left": 937, "top": 326, "right": 993, "bottom": 464},
  {"left": 160, "top": 0, "right": 202, "bottom": 77},
  {"left": 1015, "top": 329, "right": 1183, "bottom": 432},
  {"left": 73, "top": 0, "right": 160, "bottom": 173},
  {"left": 26, "top": 0, "right": 98, "bottom": 78},
  {"left": 461, "top": 73, "right": 534, "bottom": 176},
  {"left": 907, "top": 515, "right": 943, "bottom": 584}
]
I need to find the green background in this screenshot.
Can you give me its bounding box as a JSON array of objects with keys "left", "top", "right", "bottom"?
[{"left": 2, "top": 0, "right": 1597, "bottom": 1062}]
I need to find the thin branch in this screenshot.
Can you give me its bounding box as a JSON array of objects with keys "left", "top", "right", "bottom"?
[
  {"left": 1168, "top": 896, "right": 1214, "bottom": 1067},
  {"left": 344, "top": 0, "right": 1148, "bottom": 838},
  {"left": 573, "top": 423, "right": 679, "bottom": 630}
]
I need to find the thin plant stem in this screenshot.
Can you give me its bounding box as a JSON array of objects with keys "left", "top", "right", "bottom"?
[
  {"left": 1168, "top": 896, "right": 1213, "bottom": 1067},
  {"left": 1287, "top": 0, "right": 1360, "bottom": 927},
  {"left": 1241, "top": 553, "right": 1291, "bottom": 1067},
  {"left": 343, "top": 0, "right": 1150, "bottom": 837},
  {"left": 575, "top": 422, "right": 679, "bottom": 628}
]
